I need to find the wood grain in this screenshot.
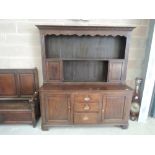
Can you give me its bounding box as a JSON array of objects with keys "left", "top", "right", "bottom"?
[
  {"left": 45, "top": 35, "right": 126, "bottom": 59},
  {"left": 63, "top": 60, "right": 108, "bottom": 82},
  {"left": 37, "top": 25, "right": 134, "bottom": 130},
  {"left": 0, "top": 68, "right": 40, "bottom": 127},
  {"left": 0, "top": 74, "right": 17, "bottom": 97}
]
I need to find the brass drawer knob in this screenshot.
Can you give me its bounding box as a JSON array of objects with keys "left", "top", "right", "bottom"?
[
  {"left": 84, "top": 97, "right": 90, "bottom": 101},
  {"left": 83, "top": 116, "right": 89, "bottom": 121},
  {"left": 83, "top": 105, "right": 90, "bottom": 110}
]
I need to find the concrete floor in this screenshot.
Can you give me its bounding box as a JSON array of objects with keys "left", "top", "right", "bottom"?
[{"left": 0, "top": 117, "right": 155, "bottom": 135}]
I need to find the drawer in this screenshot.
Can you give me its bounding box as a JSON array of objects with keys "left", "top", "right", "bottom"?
[
  {"left": 0, "top": 100, "right": 30, "bottom": 111},
  {"left": 0, "top": 111, "right": 32, "bottom": 123},
  {"left": 74, "top": 94, "right": 100, "bottom": 103},
  {"left": 74, "top": 113, "right": 100, "bottom": 124},
  {"left": 74, "top": 102, "right": 100, "bottom": 112}
]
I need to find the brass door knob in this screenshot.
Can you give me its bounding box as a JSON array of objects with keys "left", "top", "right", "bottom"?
[{"left": 84, "top": 97, "right": 90, "bottom": 101}]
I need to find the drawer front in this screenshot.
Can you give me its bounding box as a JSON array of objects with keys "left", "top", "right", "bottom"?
[
  {"left": 74, "top": 102, "right": 100, "bottom": 112},
  {"left": 74, "top": 94, "right": 100, "bottom": 103},
  {"left": 0, "top": 112, "right": 32, "bottom": 123},
  {"left": 74, "top": 113, "right": 100, "bottom": 124},
  {"left": 0, "top": 100, "right": 30, "bottom": 110}
]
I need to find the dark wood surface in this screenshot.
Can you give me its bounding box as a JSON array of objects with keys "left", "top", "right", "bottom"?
[
  {"left": 40, "top": 84, "right": 133, "bottom": 130},
  {"left": 0, "top": 68, "right": 39, "bottom": 97},
  {"left": 74, "top": 112, "right": 100, "bottom": 124},
  {"left": 46, "top": 60, "right": 62, "bottom": 81},
  {"left": 108, "top": 60, "right": 124, "bottom": 82},
  {"left": 0, "top": 73, "right": 18, "bottom": 97},
  {"left": 63, "top": 60, "right": 108, "bottom": 82},
  {"left": 36, "top": 25, "right": 135, "bottom": 36},
  {"left": 0, "top": 68, "right": 40, "bottom": 127},
  {"left": 37, "top": 25, "right": 134, "bottom": 130},
  {"left": 45, "top": 35, "right": 126, "bottom": 59},
  {"left": 74, "top": 102, "right": 100, "bottom": 112},
  {"left": 44, "top": 94, "right": 71, "bottom": 124},
  {"left": 39, "top": 84, "right": 133, "bottom": 131},
  {"left": 40, "top": 83, "right": 132, "bottom": 91},
  {"left": 37, "top": 25, "right": 134, "bottom": 83}
]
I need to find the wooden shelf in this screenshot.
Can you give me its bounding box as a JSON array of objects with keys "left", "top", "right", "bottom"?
[{"left": 46, "top": 58, "right": 125, "bottom": 61}]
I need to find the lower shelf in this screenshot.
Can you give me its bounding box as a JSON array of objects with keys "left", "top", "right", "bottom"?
[
  {"left": 0, "top": 99, "right": 40, "bottom": 127},
  {"left": 63, "top": 60, "right": 108, "bottom": 82}
]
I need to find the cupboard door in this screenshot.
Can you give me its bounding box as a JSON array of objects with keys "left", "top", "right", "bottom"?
[
  {"left": 46, "top": 61, "right": 62, "bottom": 82},
  {"left": 108, "top": 61, "right": 124, "bottom": 83},
  {"left": 44, "top": 94, "right": 71, "bottom": 124},
  {"left": 102, "top": 95, "right": 129, "bottom": 123}
]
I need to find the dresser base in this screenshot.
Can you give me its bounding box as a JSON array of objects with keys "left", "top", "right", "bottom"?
[{"left": 39, "top": 83, "right": 133, "bottom": 131}]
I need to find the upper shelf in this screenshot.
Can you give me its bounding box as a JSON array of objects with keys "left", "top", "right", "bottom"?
[
  {"left": 45, "top": 57, "right": 126, "bottom": 60},
  {"left": 45, "top": 35, "right": 126, "bottom": 59},
  {"left": 36, "top": 25, "right": 135, "bottom": 37},
  {"left": 46, "top": 58, "right": 125, "bottom": 61}
]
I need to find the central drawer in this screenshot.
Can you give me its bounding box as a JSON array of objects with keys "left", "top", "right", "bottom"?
[
  {"left": 74, "top": 102, "right": 100, "bottom": 112},
  {"left": 74, "top": 112, "right": 100, "bottom": 124},
  {"left": 74, "top": 94, "right": 100, "bottom": 103}
]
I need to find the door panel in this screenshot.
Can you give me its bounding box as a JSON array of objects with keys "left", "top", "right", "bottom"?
[
  {"left": 19, "top": 73, "right": 34, "bottom": 95},
  {"left": 108, "top": 61, "right": 124, "bottom": 83},
  {"left": 46, "top": 61, "right": 62, "bottom": 81},
  {"left": 44, "top": 94, "right": 71, "bottom": 124},
  {"left": 102, "top": 95, "right": 126, "bottom": 123},
  {"left": 0, "top": 73, "right": 17, "bottom": 97}
]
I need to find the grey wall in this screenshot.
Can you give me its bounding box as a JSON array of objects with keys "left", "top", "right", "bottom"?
[{"left": 0, "top": 19, "right": 151, "bottom": 88}]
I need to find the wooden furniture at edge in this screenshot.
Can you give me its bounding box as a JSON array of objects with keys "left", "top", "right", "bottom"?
[
  {"left": 0, "top": 68, "right": 40, "bottom": 127},
  {"left": 37, "top": 25, "right": 135, "bottom": 130}
]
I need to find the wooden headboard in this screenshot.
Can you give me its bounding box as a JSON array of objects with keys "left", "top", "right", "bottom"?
[{"left": 0, "top": 68, "right": 39, "bottom": 98}]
